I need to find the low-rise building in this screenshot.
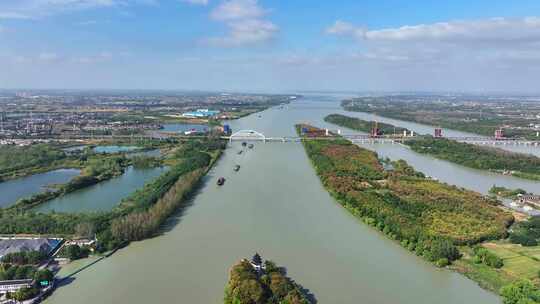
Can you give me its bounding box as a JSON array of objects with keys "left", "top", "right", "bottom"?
[
  {"left": 517, "top": 194, "right": 540, "bottom": 208},
  {"left": 182, "top": 109, "right": 220, "bottom": 118},
  {"left": 0, "top": 279, "right": 33, "bottom": 295},
  {"left": 65, "top": 238, "right": 96, "bottom": 247}
]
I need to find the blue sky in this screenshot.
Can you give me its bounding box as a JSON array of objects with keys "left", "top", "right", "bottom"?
[{"left": 1, "top": 0, "right": 540, "bottom": 92}]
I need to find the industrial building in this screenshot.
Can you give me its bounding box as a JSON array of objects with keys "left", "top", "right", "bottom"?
[{"left": 182, "top": 109, "right": 220, "bottom": 118}]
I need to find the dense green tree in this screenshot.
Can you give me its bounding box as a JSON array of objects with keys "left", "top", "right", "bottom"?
[
  {"left": 0, "top": 144, "right": 66, "bottom": 176},
  {"left": 34, "top": 269, "right": 54, "bottom": 285},
  {"left": 224, "top": 259, "right": 313, "bottom": 304},
  {"left": 509, "top": 216, "right": 540, "bottom": 246},
  {"left": 430, "top": 238, "right": 461, "bottom": 261},
  {"left": 10, "top": 287, "right": 39, "bottom": 301},
  {"left": 500, "top": 280, "right": 540, "bottom": 304},
  {"left": 1, "top": 251, "right": 48, "bottom": 265}
]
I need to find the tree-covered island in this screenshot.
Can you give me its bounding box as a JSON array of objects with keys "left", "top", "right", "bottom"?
[
  {"left": 297, "top": 124, "right": 539, "bottom": 303},
  {"left": 225, "top": 253, "right": 315, "bottom": 304}
]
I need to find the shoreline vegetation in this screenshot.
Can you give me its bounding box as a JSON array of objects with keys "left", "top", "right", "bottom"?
[
  {"left": 324, "top": 113, "right": 411, "bottom": 135},
  {"left": 324, "top": 113, "right": 540, "bottom": 181},
  {"left": 224, "top": 256, "right": 315, "bottom": 304},
  {"left": 341, "top": 97, "right": 540, "bottom": 140},
  {"left": 296, "top": 124, "right": 539, "bottom": 303},
  {"left": 0, "top": 137, "right": 225, "bottom": 251},
  {"left": 489, "top": 186, "right": 528, "bottom": 199},
  {"left": 0, "top": 140, "right": 169, "bottom": 209},
  {"left": 0, "top": 143, "right": 77, "bottom": 182}
]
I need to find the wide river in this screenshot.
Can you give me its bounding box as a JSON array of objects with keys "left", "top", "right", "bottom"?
[{"left": 45, "top": 94, "right": 540, "bottom": 304}]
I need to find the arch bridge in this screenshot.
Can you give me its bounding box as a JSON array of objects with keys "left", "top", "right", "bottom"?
[{"left": 229, "top": 130, "right": 267, "bottom": 142}]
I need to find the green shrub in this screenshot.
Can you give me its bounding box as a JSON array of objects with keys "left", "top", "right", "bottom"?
[{"left": 436, "top": 258, "right": 450, "bottom": 267}]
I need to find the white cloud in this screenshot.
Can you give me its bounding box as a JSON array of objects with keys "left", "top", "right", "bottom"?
[
  {"left": 0, "top": 0, "right": 151, "bottom": 19},
  {"left": 206, "top": 18, "right": 277, "bottom": 47},
  {"left": 0, "top": 12, "right": 32, "bottom": 19},
  {"left": 326, "top": 17, "right": 540, "bottom": 44},
  {"left": 38, "top": 52, "right": 60, "bottom": 62},
  {"left": 206, "top": 0, "right": 277, "bottom": 47},
  {"left": 76, "top": 20, "right": 100, "bottom": 25},
  {"left": 325, "top": 20, "right": 363, "bottom": 37},
  {"left": 322, "top": 16, "right": 540, "bottom": 75},
  {"left": 181, "top": 0, "right": 208, "bottom": 5},
  {"left": 74, "top": 51, "right": 113, "bottom": 64},
  {"left": 210, "top": 0, "right": 265, "bottom": 21}
]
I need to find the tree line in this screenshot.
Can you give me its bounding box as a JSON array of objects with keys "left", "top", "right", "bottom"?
[
  {"left": 324, "top": 113, "right": 410, "bottom": 135},
  {"left": 405, "top": 137, "right": 540, "bottom": 181}
]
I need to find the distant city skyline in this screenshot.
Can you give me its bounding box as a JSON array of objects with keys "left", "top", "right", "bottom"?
[{"left": 1, "top": 0, "right": 540, "bottom": 92}]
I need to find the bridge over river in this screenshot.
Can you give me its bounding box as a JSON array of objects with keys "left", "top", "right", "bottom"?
[
  {"left": 6, "top": 129, "right": 540, "bottom": 147},
  {"left": 225, "top": 129, "right": 540, "bottom": 146}
]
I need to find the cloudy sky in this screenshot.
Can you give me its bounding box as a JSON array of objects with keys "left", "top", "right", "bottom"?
[{"left": 1, "top": 0, "right": 540, "bottom": 92}]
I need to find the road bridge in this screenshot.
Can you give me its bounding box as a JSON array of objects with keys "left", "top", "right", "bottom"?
[{"left": 3, "top": 129, "right": 540, "bottom": 146}]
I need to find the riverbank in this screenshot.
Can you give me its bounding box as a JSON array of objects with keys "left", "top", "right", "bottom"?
[
  {"left": 0, "top": 144, "right": 79, "bottom": 183},
  {"left": 324, "top": 114, "right": 540, "bottom": 181},
  {"left": 1, "top": 141, "right": 172, "bottom": 211},
  {"left": 296, "top": 124, "right": 540, "bottom": 301},
  {"left": 405, "top": 137, "right": 540, "bottom": 181},
  {"left": 342, "top": 97, "right": 540, "bottom": 140},
  {"left": 324, "top": 113, "right": 411, "bottom": 135},
  {"left": 0, "top": 138, "right": 224, "bottom": 242},
  {"left": 6, "top": 154, "right": 131, "bottom": 212}
]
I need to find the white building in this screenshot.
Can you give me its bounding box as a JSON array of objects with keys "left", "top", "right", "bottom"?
[{"left": 0, "top": 279, "right": 33, "bottom": 295}]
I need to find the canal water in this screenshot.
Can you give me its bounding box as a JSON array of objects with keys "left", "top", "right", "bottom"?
[
  {"left": 34, "top": 166, "right": 168, "bottom": 213},
  {"left": 0, "top": 169, "right": 81, "bottom": 208},
  {"left": 43, "top": 94, "right": 533, "bottom": 304},
  {"left": 94, "top": 146, "right": 140, "bottom": 154},
  {"left": 162, "top": 123, "right": 208, "bottom": 133}
]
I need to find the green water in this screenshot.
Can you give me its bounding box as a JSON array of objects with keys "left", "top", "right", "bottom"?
[
  {"left": 0, "top": 169, "right": 81, "bottom": 208},
  {"left": 35, "top": 166, "right": 168, "bottom": 213}
]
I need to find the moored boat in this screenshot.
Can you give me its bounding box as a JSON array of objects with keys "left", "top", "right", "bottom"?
[
  {"left": 248, "top": 144, "right": 254, "bottom": 149},
  {"left": 217, "top": 177, "right": 226, "bottom": 186},
  {"left": 234, "top": 165, "right": 241, "bottom": 172}
]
